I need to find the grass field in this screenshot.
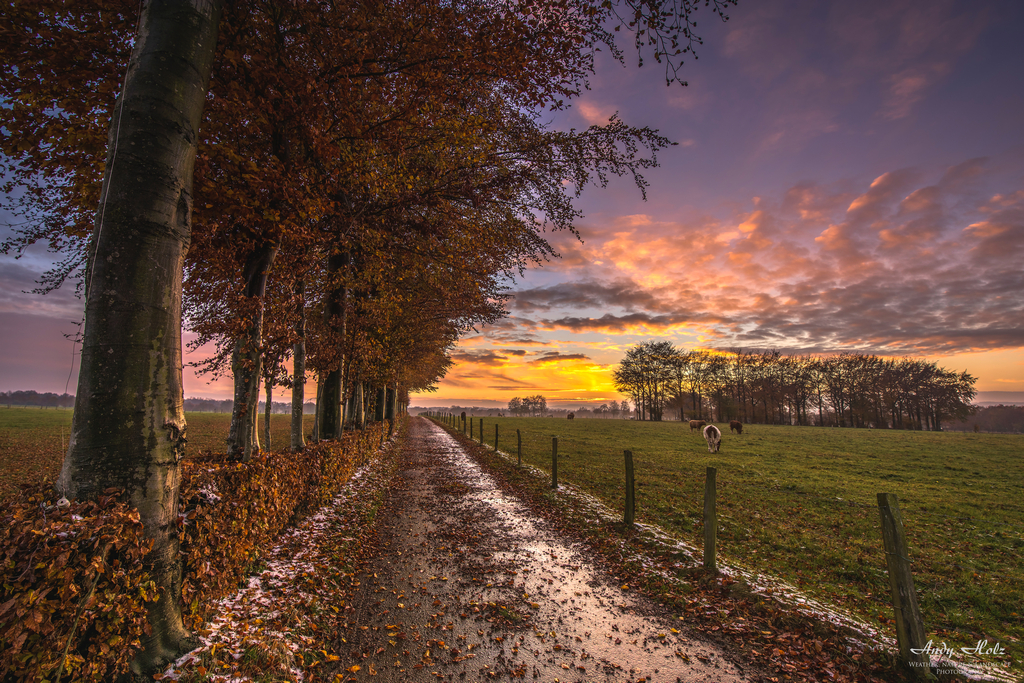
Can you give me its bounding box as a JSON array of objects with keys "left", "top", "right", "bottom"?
[
  {"left": 446, "top": 414, "right": 1023, "bottom": 665},
  {"left": 0, "top": 407, "right": 314, "bottom": 498},
  {"left": 4, "top": 407, "right": 1021, "bottom": 668}
]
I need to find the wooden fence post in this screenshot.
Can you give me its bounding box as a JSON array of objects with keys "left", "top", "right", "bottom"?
[
  {"left": 469, "top": 417, "right": 473, "bottom": 439},
  {"left": 479, "top": 418, "right": 484, "bottom": 443},
  {"left": 494, "top": 424, "right": 499, "bottom": 451},
  {"left": 877, "top": 493, "right": 931, "bottom": 677},
  {"left": 517, "top": 429, "right": 522, "bottom": 467},
  {"left": 551, "top": 436, "right": 558, "bottom": 489},
  {"left": 703, "top": 466, "right": 717, "bottom": 571},
  {"left": 624, "top": 450, "right": 635, "bottom": 526}
]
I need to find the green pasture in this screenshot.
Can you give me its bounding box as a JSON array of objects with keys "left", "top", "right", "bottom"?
[
  {"left": 0, "top": 407, "right": 314, "bottom": 498},
  {"left": 446, "top": 414, "right": 1023, "bottom": 662}
]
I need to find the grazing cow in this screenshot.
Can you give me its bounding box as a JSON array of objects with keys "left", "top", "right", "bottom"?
[
  {"left": 460, "top": 411, "right": 466, "bottom": 423},
  {"left": 689, "top": 419, "right": 706, "bottom": 432},
  {"left": 702, "top": 424, "right": 722, "bottom": 453},
  {"left": 567, "top": 413, "right": 575, "bottom": 420},
  {"left": 729, "top": 420, "right": 743, "bottom": 435}
]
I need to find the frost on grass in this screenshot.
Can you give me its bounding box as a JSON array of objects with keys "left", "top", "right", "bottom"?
[{"left": 157, "top": 444, "right": 397, "bottom": 683}]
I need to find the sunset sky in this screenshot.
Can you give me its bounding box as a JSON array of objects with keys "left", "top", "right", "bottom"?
[{"left": 2, "top": 0, "right": 1023, "bottom": 409}]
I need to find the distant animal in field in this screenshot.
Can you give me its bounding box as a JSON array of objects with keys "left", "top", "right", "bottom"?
[
  {"left": 702, "top": 424, "right": 721, "bottom": 453},
  {"left": 729, "top": 420, "right": 743, "bottom": 434},
  {"left": 567, "top": 413, "right": 575, "bottom": 420},
  {"left": 689, "top": 419, "right": 706, "bottom": 432},
  {"left": 460, "top": 411, "right": 466, "bottom": 422}
]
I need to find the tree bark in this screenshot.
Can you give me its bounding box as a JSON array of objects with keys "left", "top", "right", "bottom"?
[
  {"left": 317, "top": 251, "right": 349, "bottom": 440},
  {"left": 386, "top": 383, "right": 397, "bottom": 436},
  {"left": 291, "top": 279, "right": 306, "bottom": 451},
  {"left": 263, "top": 375, "right": 272, "bottom": 449},
  {"left": 374, "top": 386, "right": 386, "bottom": 422},
  {"left": 353, "top": 380, "right": 365, "bottom": 429},
  {"left": 227, "top": 240, "right": 279, "bottom": 460},
  {"left": 312, "top": 375, "right": 323, "bottom": 441},
  {"left": 56, "top": 1, "right": 223, "bottom": 675}
]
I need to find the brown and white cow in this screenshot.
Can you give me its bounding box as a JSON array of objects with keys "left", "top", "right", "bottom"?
[
  {"left": 702, "top": 424, "right": 722, "bottom": 453},
  {"left": 689, "top": 419, "right": 706, "bottom": 432},
  {"left": 729, "top": 420, "right": 743, "bottom": 434}
]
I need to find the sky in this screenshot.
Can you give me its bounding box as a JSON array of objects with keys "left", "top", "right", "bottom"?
[{"left": 2, "top": 0, "right": 1024, "bottom": 409}]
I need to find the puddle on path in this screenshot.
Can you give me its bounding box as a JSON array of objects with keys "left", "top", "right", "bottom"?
[{"left": 340, "top": 418, "right": 753, "bottom": 682}]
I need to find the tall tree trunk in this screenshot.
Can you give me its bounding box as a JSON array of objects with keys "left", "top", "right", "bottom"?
[
  {"left": 56, "top": 1, "right": 223, "bottom": 675},
  {"left": 291, "top": 279, "right": 306, "bottom": 451},
  {"left": 312, "top": 375, "right": 323, "bottom": 441},
  {"left": 374, "top": 386, "right": 386, "bottom": 422},
  {"left": 227, "top": 241, "right": 278, "bottom": 460},
  {"left": 354, "top": 380, "right": 365, "bottom": 429},
  {"left": 385, "top": 384, "right": 397, "bottom": 435},
  {"left": 263, "top": 377, "right": 272, "bottom": 449},
  {"left": 317, "top": 251, "right": 349, "bottom": 440}
]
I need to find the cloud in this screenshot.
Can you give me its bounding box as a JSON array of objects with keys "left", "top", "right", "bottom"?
[
  {"left": 511, "top": 279, "right": 667, "bottom": 314},
  {"left": 576, "top": 101, "right": 617, "bottom": 126},
  {"left": 0, "top": 261, "right": 82, "bottom": 318},
  {"left": 481, "top": 156, "right": 1024, "bottom": 356},
  {"left": 449, "top": 350, "right": 512, "bottom": 367},
  {"left": 528, "top": 351, "right": 591, "bottom": 365}
]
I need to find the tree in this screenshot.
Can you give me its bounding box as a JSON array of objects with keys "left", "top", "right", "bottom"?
[
  {"left": 44, "top": 1, "right": 224, "bottom": 674},
  {"left": 620, "top": 400, "right": 632, "bottom": 418},
  {"left": 2, "top": 0, "right": 737, "bottom": 673},
  {"left": 614, "top": 340, "right": 677, "bottom": 420}
]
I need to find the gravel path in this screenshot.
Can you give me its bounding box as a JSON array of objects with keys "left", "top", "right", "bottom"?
[{"left": 339, "top": 417, "right": 753, "bottom": 682}]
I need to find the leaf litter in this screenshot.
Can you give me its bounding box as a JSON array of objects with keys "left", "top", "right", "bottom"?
[
  {"left": 157, "top": 417, "right": 1018, "bottom": 682},
  {"left": 155, "top": 432, "right": 402, "bottom": 682},
  {"left": 334, "top": 419, "right": 752, "bottom": 682}
]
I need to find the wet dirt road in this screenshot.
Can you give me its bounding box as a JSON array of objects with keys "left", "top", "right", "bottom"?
[{"left": 339, "top": 418, "right": 753, "bottom": 682}]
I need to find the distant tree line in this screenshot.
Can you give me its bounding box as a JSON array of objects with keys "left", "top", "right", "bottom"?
[
  {"left": 568, "top": 401, "right": 632, "bottom": 418},
  {"left": 412, "top": 400, "right": 636, "bottom": 419},
  {"left": 413, "top": 405, "right": 507, "bottom": 418},
  {"left": 947, "top": 405, "right": 1024, "bottom": 433},
  {"left": 0, "top": 392, "right": 318, "bottom": 415},
  {"left": 1, "top": 390, "right": 75, "bottom": 409},
  {"left": 183, "top": 398, "right": 317, "bottom": 414},
  {"left": 613, "top": 342, "right": 977, "bottom": 430},
  {"left": 508, "top": 395, "right": 548, "bottom": 417}
]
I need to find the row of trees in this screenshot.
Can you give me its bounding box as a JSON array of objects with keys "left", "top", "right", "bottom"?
[
  {"left": 0, "top": 391, "right": 75, "bottom": 409},
  {"left": 613, "top": 341, "right": 977, "bottom": 430},
  {"left": 1, "top": 0, "right": 734, "bottom": 673},
  {"left": 507, "top": 395, "right": 548, "bottom": 416},
  {"left": 571, "top": 401, "right": 632, "bottom": 418}
]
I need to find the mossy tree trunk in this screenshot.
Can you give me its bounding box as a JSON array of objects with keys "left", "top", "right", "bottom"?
[{"left": 56, "top": 1, "right": 223, "bottom": 675}]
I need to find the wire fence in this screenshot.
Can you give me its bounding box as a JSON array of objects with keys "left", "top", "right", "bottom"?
[{"left": 422, "top": 410, "right": 1024, "bottom": 672}]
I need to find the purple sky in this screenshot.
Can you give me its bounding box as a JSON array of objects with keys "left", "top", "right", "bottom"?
[{"left": 2, "top": 0, "right": 1023, "bottom": 406}]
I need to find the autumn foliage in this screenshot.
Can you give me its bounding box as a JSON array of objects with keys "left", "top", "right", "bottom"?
[
  {"left": 177, "top": 424, "right": 390, "bottom": 629},
  {"left": 0, "top": 488, "right": 153, "bottom": 682},
  {"left": 0, "top": 421, "right": 393, "bottom": 682}
]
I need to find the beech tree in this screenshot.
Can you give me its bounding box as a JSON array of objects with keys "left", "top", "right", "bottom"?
[
  {"left": 0, "top": 0, "right": 224, "bottom": 673},
  {"left": 2, "top": 0, "right": 737, "bottom": 674}
]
